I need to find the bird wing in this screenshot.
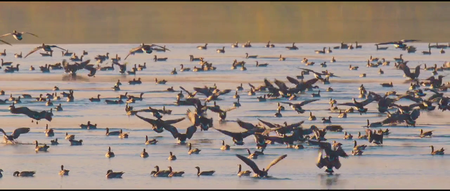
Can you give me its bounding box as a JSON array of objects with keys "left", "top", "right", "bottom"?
[
  {"left": 24, "top": 46, "right": 43, "bottom": 58},
  {"left": 162, "top": 124, "right": 179, "bottom": 138},
  {"left": 299, "top": 99, "right": 320, "bottom": 107},
  {"left": 285, "top": 121, "right": 305, "bottom": 130},
  {"left": 164, "top": 117, "right": 186, "bottom": 125},
  {"left": 179, "top": 86, "right": 193, "bottom": 96},
  {"left": 186, "top": 125, "right": 197, "bottom": 139},
  {"left": 219, "top": 89, "right": 232, "bottom": 95},
  {"left": 224, "top": 107, "right": 237, "bottom": 112},
  {"left": 236, "top": 154, "right": 262, "bottom": 174},
  {"left": 304, "top": 78, "right": 320, "bottom": 86},
  {"left": 257, "top": 119, "right": 277, "bottom": 128},
  {"left": 22, "top": 31, "right": 39, "bottom": 37},
  {"left": 49, "top": 45, "right": 66, "bottom": 51},
  {"left": 207, "top": 106, "right": 223, "bottom": 113},
  {"left": 236, "top": 119, "right": 256, "bottom": 130},
  {"left": 12, "top": 127, "right": 31, "bottom": 139},
  {"left": 286, "top": 76, "right": 300, "bottom": 85},
  {"left": 274, "top": 79, "right": 289, "bottom": 92},
  {"left": 135, "top": 114, "right": 157, "bottom": 126},
  {"left": 0, "top": 39, "right": 12, "bottom": 46},
  {"left": 318, "top": 141, "right": 333, "bottom": 154},
  {"left": 410, "top": 109, "right": 421, "bottom": 120},
  {"left": 263, "top": 78, "right": 274, "bottom": 88},
  {"left": 193, "top": 87, "right": 212, "bottom": 97},
  {"left": 0, "top": 128, "right": 6, "bottom": 136},
  {"left": 337, "top": 102, "right": 358, "bottom": 107},
  {"left": 414, "top": 65, "right": 421, "bottom": 78},
  {"left": 248, "top": 83, "right": 256, "bottom": 90},
  {"left": 399, "top": 64, "right": 412, "bottom": 78},
  {"left": 214, "top": 128, "right": 242, "bottom": 139},
  {"left": 124, "top": 46, "right": 143, "bottom": 60},
  {"left": 186, "top": 109, "right": 198, "bottom": 125},
  {"left": 0, "top": 33, "right": 13, "bottom": 38},
  {"left": 149, "top": 44, "right": 169, "bottom": 50},
  {"left": 360, "top": 97, "right": 375, "bottom": 106},
  {"left": 265, "top": 154, "right": 288, "bottom": 171}
]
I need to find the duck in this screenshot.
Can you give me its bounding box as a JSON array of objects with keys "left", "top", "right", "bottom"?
[
  {"left": 420, "top": 129, "right": 433, "bottom": 138},
  {"left": 168, "top": 151, "right": 177, "bottom": 161},
  {"left": 180, "top": 64, "right": 191, "bottom": 72},
  {"left": 65, "top": 132, "right": 75, "bottom": 140},
  {"left": 195, "top": 166, "right": 215, "bottom": 176},
  {"left": 44, "top": 124, "right": 54, "bottom": 137},
  {"left": 245, "top": 53, "right": 258, "bottom": 59},
  {"left": 145, "top": 135, "right": 158, "bottom": 145},
  {"left": 155, "top": 78, "right": 167, "bottom": 84},
  {"left": 50, "top": 138, "right": 58, "bottom": 145},
  {"left": 69, "top": 139, "right": 83, "bottom": 146},
  {"left": 35, "top": 140, "right": 50, "bottom": 152},
  {"left": 430, "top": 145, "right": 444, "bottom": 155},
  {"left": 188, "top": 143, "right": 201, "bottom": 154},
  {"left": 167, "top": 166, "right": 185, "bottom": 177},
  {"left": 220, "top": 140, "right": 230, "bottom": 150},
  {"left": 13, "top": 171, "right": 36, "bottom": 177},
  {"left": 308, "top": 111, "right": 316, "bottom": 121},
  {"left": 237, "top": 164, "right": 251, "bottom": 177},
  {"left": 349, "top": 65, "right": 359, "bottom": 70},
  {"left": 217, "top": 46, "right": 225, "bottom": 53},
  {"left": 197, "top": 43, "right": 208, "bottom": 50},
  {"left": 105, "top": 146, "right": 115, "bottom": 158},
  {"left": 141, "top": 148, "right": 149, "bottom": 158},
  {"left": 59, "top": 165, "right": 69, "bottom": 176},
  {"left": 106, "top": 170, "right": 124, "bottom": 178},
  {"left": 322, "top": 116, "right": 332, "bottom": 123}
]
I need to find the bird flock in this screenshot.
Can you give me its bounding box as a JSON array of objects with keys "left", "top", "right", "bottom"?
[{"left": 1, "top": 30, "right": 450, "bottom": 181}]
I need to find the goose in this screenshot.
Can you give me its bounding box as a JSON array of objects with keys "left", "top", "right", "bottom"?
[
  {"left": 145, "top": 135, "right": 158, "bottom": 145},
  {"left": 322, "top": 116, "right": 332, "bottom": 123},
  {"left": 50, "top": 138, "right": 58, "bottom": 145},
  {"left": 393, "top": 54, "right": 403, "bottom": 62},
  {"left": 118, "top": 129, "right": 129, "bottom": 139},
  {"left": 366, "top": 119, "right": 383, "bottom": 128},
  {"left": 1, "top": 59, "right": 12, "bottom": 66},
  {"left": 168, "top": 166, "right": 185, "bottom": 177},
  {"left": 152, "top": 166, "right": 171, "bottom": 177},
  {"left": 69, "top": 54, "right": 82, "bottom": 61},
  {"left": 14, "top": 52, "right": 22, "bottom": 58},
  {"left": 320, "top": 62, "right": 327, "bottom": 67},
  {"left": 422, "top": 46, "right": 431, "bottom": 55},
  {"left": 246, "top": 148, "right": 259, "bottom": 159},
  {"left": 430, "top": 146, "right": 444, "bottom": 155},
  {"left": 286, "top": 42, "right": 298, "bottom": 50},
  {"left": 0, "top": 30, "right": 38, "bottom": 41},
  {"left": 309, "top": 112, "right": 316, "bottom": 121},
  {"left": 61, "top": 50, "right": 73, "bottom": 57},
  {"left": 105, "top": 146, "right": 115, "bottom": 158},
  {"left": 305, "top": 61, "right": 315, "bottom": 66},
  {"left": 138, "top": 62, "right": 147, "bottom": 70},
  {"left": 0, "top": 49, "right": 6, "bottom": 56},
  {"left": 312, "top": 90, "right": 321, "bottom": 97},
  {"left": 82, "top": 50, "right": 88, "bottom": 55},
  {"left": 168, "top": 151, "right": 177, "bottom": 161},
  {"left": 29, "top": 65, "right": 35, "bottom": 70},
  {"left": 105, "top": 127, "right": 120, "bottom": 136},
  {"left": 35, "top": 140, "right": 50, "bottom": 152},
  {"left": 242, "top": 41, "right": 252, "bottom": 48},
  {"left": 197, "top": 43, "right": 208, "bottom": 50},
  {"left": 255, "top": 61, "right": 269, "bottom": 67},
  {"left": 154, "top": 55, "right": 168, "bottom": 62},
  {"left": 24, "top": 44, "right": 66, "bottom": 58},
  {"left": 343, "top": 132, "right": 353, "bottom": 140},
  {"left": 236, "top": 154, "right": 287, "bottom": 178},
  {"left": 188, "top": 143, "right": 201, "bottom": 154},
  {"left": 180, "top": 64, "right": 191, "bottom": 72},
  {"left": 279, "top": 54, "right": 286, "bottom": 61},
  {"left": 326, "top": 47, "right": 332, "bottom": 53},
  {"left": 274, "top": 107, "right": 282, "bottom": 117},
  {"left": 349, "top": 65, "right": 358, "bottom": 70},
  {"left": 331, "top": 56, "right": 336, "bottom": 62},
  {"left": 13, "top": 171, "right": 36, "bottom": 177},
  {"left": 141, "top": 148, "right": 149, "bottom": 158},
  {"left": 245, "top": 53, "right": 257, "bottom": 59},
  {"left": 352, "top": 147, "right": 363, "bottom": 156},
  {"left": 80, "top": 121, "right": 97, "bottom": 129},
  {"left": 106, "top": 170, "right": 124, "bottom": 178},
  {"left": 277, "top": 102, "right": 285, "bottom": 111},
  {"left": 315, "top": 47, "right": 326, "bottom": 54},
  {"left": 189, "top": 55, "right": 202, "bottom": 62},
  {"left": 369, "top": 55, "right": 379, "bottom": 62},
  {"left": 171, "top": 67, "right": 177, "bottom": 75},
  {"left": 0, "top": 127, "right": 30, "bottom": 144},
  {"left": 45, "top": 124, "right": 54, "bottom": 137},
  {"left": 217, "top": 46, "right": 225, "bottom": 53},
  {"left": 233, "top": 98, "right": 241, "bottom": 107},
  {"left": 375, "top": 44, "right": 388, "bottom": 50},
  {"left": 358, "top": 132, "right": 368, "bottom": 139},
  {"left": 45, "top": 99, "right": 53, "bottom": 106},
  {"left": 59, "top": 165, "right": 69, "bottom": 176},
  {"left": 440, "top": 48, "right": 445, "bottom": 54},
  {"left": 265, "top": 41, "right": 275, "bottom": 48},
  {"left": 380, "top": 82, "right": 393, "bottom": 87},
  {"left": 221, "top": 140, "right": 230, "bottom": 150},
  {"left": 155, "top": 78, "right": 167, "bottom": 84},
  {"left": 65, "top": 132, "right": 75, "bottom": 140},
  {"left": 69, "top": 139, "right": 83, "bottom": 146},
  {"left": 338, "top": 110, "right": 347, "bottom": 118},
  {"left": 360, "top": 73, "right": 366, "bottom": 78},
  {"left": 379, "top": 68, "right": 384, "bottom": 74},
  {"left": 232, "top": 41, "right": 239, "bottom": 48},
  {"left": 195, "top": 166, "right": 215, "bottom": 176},
  {"left": 237, "top": 164, "right": 251, "bottom": 177},
  {"left": 420, "top": 129, "right": 433, "bottom": 138},
  {"left": 326, "top": 87, "right": 333, "bottom": 92},
  {"left": 89, "top": 94, "right": 101, "bottom": 102}
]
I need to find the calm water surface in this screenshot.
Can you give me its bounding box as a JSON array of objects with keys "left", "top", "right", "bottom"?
[{"left": 0, "top": 43, "right": 449, "bottom": 189}]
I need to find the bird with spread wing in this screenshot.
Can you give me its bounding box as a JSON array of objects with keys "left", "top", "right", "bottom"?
[
  {"left": 124, "top": 43, "right": 169, "bottom": 60},
  {"left": 0, "top": 30, "right": 38, "bottom": 41},
  {"left": 0, "top": 127, "right": 30, "bottom": 144},
  {"left": 236, "top": 154, "right": 287, "bottom": 178},
  {"left": 24, "top": 43, "right": 66, "bottom": 58}
]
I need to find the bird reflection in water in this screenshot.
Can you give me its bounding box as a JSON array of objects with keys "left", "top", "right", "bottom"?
[{"left": 318, "top": 173, "right": 342, "bottom": 187}]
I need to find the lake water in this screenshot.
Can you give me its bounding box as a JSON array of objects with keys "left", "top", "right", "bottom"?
[{"left": 0, "top": 43, "right": 449, "bottom": 189}]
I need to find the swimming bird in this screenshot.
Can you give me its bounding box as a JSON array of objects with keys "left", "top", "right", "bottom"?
[
  {"left": 286, "top": 42, "right": 298, "bottom": 50},
  {"left": 220, "top": 140, "right": 231, "bottom": 150},
  {"left": 381, "top": 82, "right": 393, "bottom": 87},
  {"left": 168, "top": 151, "right": 177, "bottom": 161},
  {"left": 141, "top": 148, "right": 149, "bottom": 158},
  {"left": 65, "top": 132, "right": 75, "bottom": 140},
  {"left": 0, "top": 30, "right": 38, "bottom": 41},
  {"left": 194, "top": 166, "right": 215, "bottom": 176},
  {"left": 24, "top": 43, "right": 66, "bottom": 58},
  {"left": 44, "top": 124, "right": 54, "bottom": 137},
  {"left": 420, "top": 129, "right": 433, "bottom": 138},
  {"left": 167, "top": 166, "right": 185, "bottom": 177},
  {"left": 217, "top": 46, "right": 225, "bottom": 53},
  {"left": 59, "top": 165, "right": 69, "bottom": 176},
  {"left": 0, "top": 127, "right": 30, "bottom": 144},
  {"left": 13, "top": 171, "right": 36, "bottom": 177},
  {"left": 353, "top": 140, "right": 367, "bottom": 150},
  {"left": 430, "top": 146, "right": 444, "bottom": 155},
  {"left": 105, "top": 146, "right": 115, "bottom": 158},
  {"left": 35, "top": 140, "right": 49, "bottom": 152},
  {"left": 154, "top": 55, "right": 168, "bottom": 62},
  {"left": 124, "top": 43, "right": 168, "bottom": 60},
  {"left": 237, "top": 164, "right": 251, "bottom": 177},
  {"left": 188, "top": 143, "right": 201, "bottom": 154},
  {"left": 236, "top": 154, "right": 287, "bottom": 178},
  {"left": 279, "top": 54, "right": 286, "bottom": 61},
  {"left": 50, "top": 138, "right": 58, "bottom": 145},
  {"left": 15, "top": 52, "right": 22, "bottom": 58},
  {"left": 255, "top": 61, "right": 269, "bottom": 67},
  {"left": 197, "top": 43, "right": 208, "bottom": 50},
  {"left": 145, "top": 135, "right": 158, "bottom": 145},
  {"left": 118, "top": 129, "right": 129, "bottom": 139},
  {"left": 245, "top": 53, "right": 258, "bottom": 59},
  {"left": 322, "top": 116, "right": 332, "bottom": 123},
  {"left": 69, "top": 139, "right": 83, "bottom": 146},
  {"left": 106, "top": 170, "right": 124, "bottom": 178}
]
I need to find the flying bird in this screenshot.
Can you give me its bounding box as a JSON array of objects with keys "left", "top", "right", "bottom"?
[
  {"left": 0, "top": 127, "right": 30, "bottom": 144},
  {"left": 236, "top": 154, "right": 287, "bottom": 178},
  {"left": 124, "top": 43, "right": 169, "bottom": 60},
  {"left": 24, "top": 43, "right": 66, "bottom": 58},
  {"left": 0, "top": 30, "right": 38, "bottom": 41}
]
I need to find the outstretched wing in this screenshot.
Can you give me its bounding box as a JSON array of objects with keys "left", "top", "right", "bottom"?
[
  {"left": 186, "top": 109, "right": 198, "bottom": 125},
  {"left": 338, "top": 102, "right": 358, "bottom": 107},
  {"left": 257, "top": 119, "right": 277, "bottom": 128},
  {"left": 265, "top": 154, "right": 288, "bottom": 171},
  {"left": 135, "top": 114, "right": 157, "bottom": 126},
  {"left": 399, "top": 64, "right": 412, "bottom": 78},
  {"left": 164, "top": 117, "right": 185, "bottom": 125},
  {"left": 286, "top": 76, "right": 300, "bottom": 85},
  {"left": 22, "top": 31, "right": 39, "bottom": 37},
  {"left": 162, "top": 124, "right": 179, "bottom": 138},
  {"left": 236, "top": 119, "right": 256, "bottom": 130},
  {"left": 299, "top": 99, "right": 320, "bottom": 107},
  {"left": 236, "top": 154, "right": 261, "bottom": 174},
  {"left": 186, "top": 125, "right": 197, "bottom": 139},
  {"left": 410, "top": 108, "right": 421, "bottom": 120},
  {"left": 414, "top": 65, "right": 421, "bottom": 78},
  {"left": 124, "top": 45, "right": 144, "bottom": 60},
  {"left": 24, "top": 46, "right": 43, "bottom": 58},
  {"left": 0, "top": 33, "right": 13, "bottom": 38},
  {"left": 0, "top": 39, "right": 12, "bottom": 46},
  {"left": 214, "top": 128, "right": 241, "bottom": 139},
  {"left": 12, "top": 127, "right": 31, "bottom": 139},
  {"left": 49, "top": 45, "right": 66, "bottom": 51}
]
